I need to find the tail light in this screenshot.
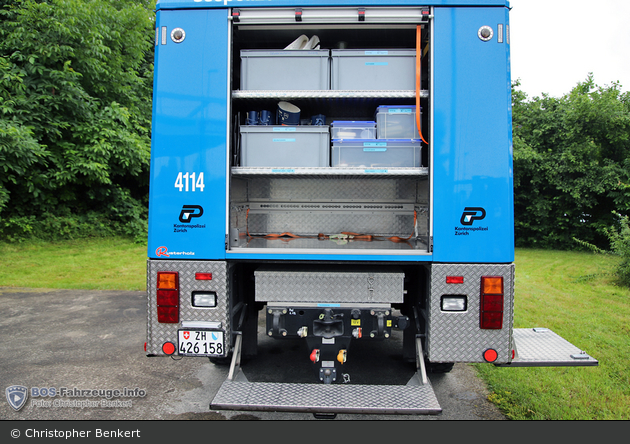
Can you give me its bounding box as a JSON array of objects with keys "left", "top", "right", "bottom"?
[
  {"left": 157, "top": 272, "right": 179, "bottom": 323},
  {"left": 480, "top": 276, "right": 503, "bottom": 329}
]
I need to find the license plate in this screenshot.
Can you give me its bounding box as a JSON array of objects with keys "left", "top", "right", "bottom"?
[{"left": 178, "top": 330, "right": 225, "bottom": 356}]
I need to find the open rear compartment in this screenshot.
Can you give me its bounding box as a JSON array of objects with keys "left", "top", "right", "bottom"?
[{"left": 226, "top": 7, "right": 432, "bottom": 255}]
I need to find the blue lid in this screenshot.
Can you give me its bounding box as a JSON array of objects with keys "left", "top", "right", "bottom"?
[
  {"left": 331, "top": 121, "right": 376, "bottom": 126},
  {"left": 332, "top": 138, "right": 421, "bottom": 143},
  {"left": 376, "top": 105, "right": 416, "bottom": 112}
]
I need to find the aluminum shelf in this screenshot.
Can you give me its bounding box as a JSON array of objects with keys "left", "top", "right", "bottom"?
[
  {"left": 231, "top": 166, "right": 428, "bottom": 177},
  {"left": 232, "top": 89, "right": 429, "bottom": 100}
]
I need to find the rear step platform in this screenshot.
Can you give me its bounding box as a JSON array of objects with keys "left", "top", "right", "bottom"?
[
  {"left": 210, "top": 334, "right": 441, "bottom": 415},
  {"left": 211, "top": 373, "right": 442, "bottom": 415},
  {"left": 498, "top": 328, "right": 599, "bottom": 367}
]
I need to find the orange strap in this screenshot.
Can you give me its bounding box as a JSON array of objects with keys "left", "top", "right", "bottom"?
[
  {"left": 416, "top": 25, "right": 428, "bottom": 145},
  {"left": 387, "top": 210, "right": 417, "bottom": 242}
]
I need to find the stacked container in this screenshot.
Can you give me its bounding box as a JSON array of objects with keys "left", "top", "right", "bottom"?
[
  {"left": 331, "top": 49, "right": 416, "bottom": 90},
  {"left": 239, "top": 48, "right": 422, "bottom": 169},
  {"left": 331, "top": 139, "right": 422, "bottom": 168},
  {"left": 239, "top": 48, "right": 416, "bottom": 91},
  {"left": 375, "top": 106, "right": 419, "bottom": 139},
  {"left": 331, "top": 121, "right": 377, "bottom": 140},
  {"left": 240, "top": 49, "right": 331, "bottom": 90},
  {"left": 240, "top": 126, "right": 330, "bottom": 167}
]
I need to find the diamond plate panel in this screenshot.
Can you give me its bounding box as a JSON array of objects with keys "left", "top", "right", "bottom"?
[
  {"left": 255, "top": 267, "right": 404, "bottom": 303},
  {"left": 146, "top": 260, "right": 233, "bottom": 356},
  {"left": 246, "top": 211, "right": 416, "bottom": 237},
  {"left": 211, "top": 379, "right": 441, "bottom": 415},
  {"left": 247, "top": 177, "right": 418, "bottom": 202},
  {"left": 427, "top": 263, "right": 515, "bottom": 363},
  {"left": 501, "top": 328, "right": 598, "bottom": 367}
]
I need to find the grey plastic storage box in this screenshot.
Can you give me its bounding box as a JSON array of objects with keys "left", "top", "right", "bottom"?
[
  {"left": 240, "top": 126, "right": 330, "bottom": 167},
  {"left": 331, "top": 139, "right": 422, "bottom": 168},
  {"left": 331, "top": 49, "right": 416, "bottom": 90},
  {"left": 376, "top": 105, "right": 419, "bottom": 139},
  {"left": 331, "top": 121, "right": 377, "bottom": 139},
  {"left": 240, "top": 50, "right": 330, "bottom": 91}
]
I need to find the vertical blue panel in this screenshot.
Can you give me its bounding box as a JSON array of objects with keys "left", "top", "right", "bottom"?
[
  {"left": 432, "top": 6, "right": 514, "bottom": 263},
  {"left": 148, "top": 8, "right": 229, "bottom": 260}
]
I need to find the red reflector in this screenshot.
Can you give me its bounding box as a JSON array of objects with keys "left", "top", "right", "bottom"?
[
  {"left": 446, "top": 276, "right": 464, "bottom": 284},
  {"left": 480, "top": 276, "right": 504, "bottom": 330},
  {"left": 481, "top": 293, "right": 503, "bottom": 312},
  {"left": 483, "top": 349, "right": 498, "bottom": 363},
  {"left": 157, "top": 289, "right": 178, "bottom": 306},
  {"left": 157, "top": 272, "right": 179, "bottom": 324},
  {"left": 157, "top": 306, "right": 179, "bottom": 323},
  {"left": 162, "top": 342, "right": 176, "bottom": 355},
  {"left": 195, "top": 272, "right": 213, "bottom": 281},
  {"left": 480, "top": 311, "right": 503, "bottom": 329}
]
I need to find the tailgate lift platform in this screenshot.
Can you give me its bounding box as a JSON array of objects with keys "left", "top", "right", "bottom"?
[{"left": 499, "top": 328, "right": 599, "bottom": 367}]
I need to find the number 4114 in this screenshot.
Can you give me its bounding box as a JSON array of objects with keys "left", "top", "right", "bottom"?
[{"left": 174, "top": 172, "right": 205, "bottom": 192}]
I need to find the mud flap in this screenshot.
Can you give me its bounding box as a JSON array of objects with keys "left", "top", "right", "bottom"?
[{"left": 497, "top": 328, "right": 598, "bottom": 367}]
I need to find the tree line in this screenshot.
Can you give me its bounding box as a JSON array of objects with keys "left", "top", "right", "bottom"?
[
  {"left": 1, "top": 1, "right": 629, "bottom": 278},
  {"left": 0, "top": 0, "right": 154, "bottom": 241},
  {"left": 513, "top": 76, "right": 630, "bottom": 251}
]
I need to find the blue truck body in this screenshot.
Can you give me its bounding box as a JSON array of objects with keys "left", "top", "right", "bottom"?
[{"left": 147, "top": 1, "right": 513, "bottom": 263}]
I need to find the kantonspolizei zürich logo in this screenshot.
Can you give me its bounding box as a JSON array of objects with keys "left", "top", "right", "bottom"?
[
  {"left": 456, "top": 207, "right": 488, "bottom": 236},
  {"left": 175, "top": 205, "right": 206, "bottom": 233},
  {"left": 460, "top": 207, "right": 486, "bottom": 226},
  {"left": 6, "top": 385, "right": 28, "bottom": 411},
  {"left": 178, "top": 205, "right": 204, "bottom": 223}
]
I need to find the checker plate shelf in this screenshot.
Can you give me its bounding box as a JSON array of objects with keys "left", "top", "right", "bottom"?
[
  {"left": 498, "top": 328, "right": 599, "bottom": 367},
  {"left": 211, "top": 377, "right": 441, "bottom": 415}
]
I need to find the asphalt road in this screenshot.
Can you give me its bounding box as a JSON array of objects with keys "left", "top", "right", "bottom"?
[{"left": 0, "top": 287, "right": 505, "bottom": 421}]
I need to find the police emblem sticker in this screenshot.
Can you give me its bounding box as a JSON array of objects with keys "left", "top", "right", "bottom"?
[{"left": 6, "top": 385, "right": 28, "bottom": 411}]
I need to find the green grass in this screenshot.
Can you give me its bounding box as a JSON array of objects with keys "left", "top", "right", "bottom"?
[
  {"left": 0, "top": 237, "right": 147, "bottom": 291},
  {"left": 1, "top": 239, "right": 628, "bottom": 419},
  {"left": 475, "top": 248, "right": 630, "bottom": 420}
]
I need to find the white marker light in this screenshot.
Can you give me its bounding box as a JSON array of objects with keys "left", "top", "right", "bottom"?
[
  {"left": 441, "top": 296, "right": 467, "bottom": 312},
  {"left": 192, "top": 292, "right": 216, "bottom": 308}
]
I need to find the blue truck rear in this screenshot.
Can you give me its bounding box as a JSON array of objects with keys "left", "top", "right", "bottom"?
[{"left": 145, "top": 0, "right": 596, "bottom": 415}]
